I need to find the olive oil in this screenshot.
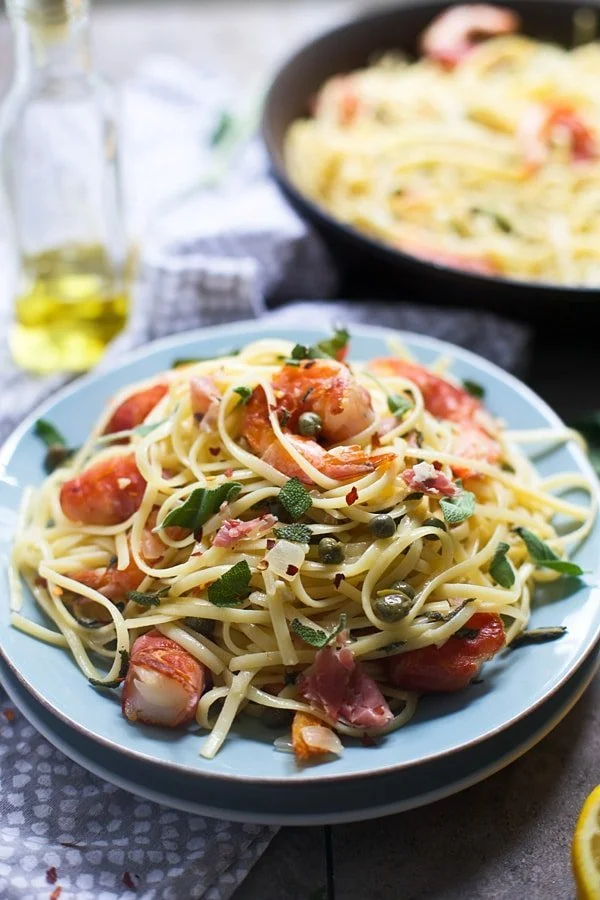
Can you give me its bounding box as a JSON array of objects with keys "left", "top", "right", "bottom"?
[
  {"left": 10, "top": 245, "right": 128, "bottom": 373},
  {"left": 1, "top": 0, "right": 129, "bottom": 374}
]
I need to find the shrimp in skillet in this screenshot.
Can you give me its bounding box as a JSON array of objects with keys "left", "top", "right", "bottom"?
[
  {"left": 369, "top": 358, "right": 501, "bottom": 479},
  {"left": 242, "top": 358, "right": 394, "bottom": 483},
  {"left": 420, "top": 4, "right": 520, "bottom": 68}
]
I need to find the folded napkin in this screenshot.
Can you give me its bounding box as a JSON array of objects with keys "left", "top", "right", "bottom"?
[{"left": 0, "top": 56, "right": 529, "bottom": 900}]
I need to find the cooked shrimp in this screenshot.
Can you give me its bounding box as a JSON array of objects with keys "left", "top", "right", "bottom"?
[
  {"left": 60, "top": 455, "right": 146, "bottom": 525},
  {"left": 398, "top": 238, "right": 499, "bottom": 277},
  {"left": 519, "top": 103, "right": 597, "bottom": 173},
  {"left": 242, "top": 359, "right": 393, "bottom": 483},
  {"left": 315, "top": 75, "right": 361, "bottom": 126},
  {"left": 369, "top": 358, "right": 501, "bottom": 478},
  {"left": 104, "top": 383, "right": 168, "bottom": 436},
  {"left": 421, "top": 4, "right": 520, "bottom": 68},
  {"left": 65, "top": 555, "right": 145, "bottom": 625},
  {"left": 291, "top": 711, "right": 343, "bottom": 761},
  {"left": 386, "top": 613, "right": 505, "bottom": 691},
  {"left": 122, "top": 630, "right": 205, "bottom": 727},
  {"left": 190, "top": 376, "right": 221, "bottom": 432}
]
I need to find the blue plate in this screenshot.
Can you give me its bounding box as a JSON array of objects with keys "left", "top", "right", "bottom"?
[
  {"left": 1, "top": 323, "right": 599, "bottom": 802},
  {"left": 1, "top": 644, "right": 597, "bottom": 824}
]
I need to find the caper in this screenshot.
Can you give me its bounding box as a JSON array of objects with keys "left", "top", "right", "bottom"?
[
  {"left": 318, "top": 537, "right": 345, "bottom": 564},
  {"left": 369, "top": 514, "right": 396, "bottom": 539},
  {"left": 389, "top": 580, "right": 416, "bottom": 599},
  {"left": 374, "top": 592, "right": 414, "bottom": 623},
  {"left": 184, "top": 617, "right": 215, "bottom": 637},
  {"left": 422, "top": 517, "right": 447, "bottom": 541},
  {"left": 298, "top": 412, "right": 322, "bottom": 437}
]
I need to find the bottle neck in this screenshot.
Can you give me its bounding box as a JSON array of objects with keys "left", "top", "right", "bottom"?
[{"left": 8, "top": 0, "right": 92, "bottom": 80}]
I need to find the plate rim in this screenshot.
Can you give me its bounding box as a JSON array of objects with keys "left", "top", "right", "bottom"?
[
  {"left": 1, "top": 650, "right": 597, "bottom": 825},
  {"left": 1, "top": 319, "right": 599, "bottom": 785}
]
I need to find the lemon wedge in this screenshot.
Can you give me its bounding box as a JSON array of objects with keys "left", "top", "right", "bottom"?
[{"left": 573, "top": 785, "right": 600, "bottom": 899}]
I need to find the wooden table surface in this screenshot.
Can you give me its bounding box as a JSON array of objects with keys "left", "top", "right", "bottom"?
[{"left": 0, "top": 4, "right": 597, "bottom": 898}]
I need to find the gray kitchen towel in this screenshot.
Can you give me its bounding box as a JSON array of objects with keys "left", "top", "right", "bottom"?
[
  {"left": 0, "top": 56, "right": 529, "bottom": 900},
  {"left": 0, "top": 696, "right": 277, "bottom": 900}
]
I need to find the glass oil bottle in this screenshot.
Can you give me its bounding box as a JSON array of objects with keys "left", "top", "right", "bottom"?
[{"left": 0, "top": 0, "right": 128, "bottom": 373}]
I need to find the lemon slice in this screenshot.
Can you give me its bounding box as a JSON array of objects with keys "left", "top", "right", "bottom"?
[{"left": 573, "top": 785, "right": 600, "bottom": 899}]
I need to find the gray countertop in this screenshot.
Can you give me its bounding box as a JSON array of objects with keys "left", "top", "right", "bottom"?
[{"left": 0, "top": 3, "right": 597, "bottom": 898}]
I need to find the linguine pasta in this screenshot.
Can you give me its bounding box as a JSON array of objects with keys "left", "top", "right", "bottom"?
[
  {"left": 285, "top": 8, "right": 600, "bottom": 285},
  {"left": 10, "top": 337, "right": 596, "bottom": 761}
]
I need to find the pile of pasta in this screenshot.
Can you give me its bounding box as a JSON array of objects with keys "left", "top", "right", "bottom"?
[
  {"left": 285, "top": 5, "right": 600, "bottom": 284},
  {"left": 10, "top": 336, "right": 595, "bottom": 761}
]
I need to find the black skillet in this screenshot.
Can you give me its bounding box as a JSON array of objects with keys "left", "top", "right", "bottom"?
[{"left": 262, "top": 0, "right": 600, "bottom": 322}]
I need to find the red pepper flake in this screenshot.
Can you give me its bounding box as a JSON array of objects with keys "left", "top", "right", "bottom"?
[
  {"left": 304, "top": 360, "right": 317, "bottom": 370},
  {"left": 286, "top": 564, "right": 299, "bottom": 577},
  {"left": 224, "top": 468, "right": 234, "bottom": 478},
  {"left": 257, "top": 560, "right": 269, "bottom": 571},
  {"left": 266, "top": 539, "right": 276, "bottom": 551},
  {"left": 191, "top": 550, "right": 204, "bottom": 558},
  {"left": 372, "top": 433, "right": 381, "bottom": 449},
  {"left": 209, "top": 447, "right": 220, "bottom": 457},
  {"left": 433, "top": 461, "right": 442, "bottom": 470},
  {"left": 45, "top": 867, "right": 58, "bottom": 885},
  {"left": 345, "top": 486, "right": 359, "bottom": 506},
  {"left": 333, "top": 573, "right": 345, "bottom": 589},
  {"left": 3, "top": 709, "right": 15, "bottom": 722},
  {"left": 360, "top": 732, "right": 378, "bottom": 747},
  {"left": 50, "top": 888, "right": 62, "bottom": 900},
  {"left": 268, "top": 403, "right": 278, "bottom": 413},
  {"left": 122, "top": 872, "right": 138, "bottom": 891},
  {"left": 34, "top": 575, "right": 47, "bottom": 588}
]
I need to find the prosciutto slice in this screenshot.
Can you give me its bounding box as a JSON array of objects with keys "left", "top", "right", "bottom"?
[
  {"left": 298, "top": 642, "right": 392, "bottom": 729},
  {"left": 402, "top": 462, "right": 458, "bottom": 497},
  {"left": 212, "top": 515, "right": 277, "bottom": 548}
]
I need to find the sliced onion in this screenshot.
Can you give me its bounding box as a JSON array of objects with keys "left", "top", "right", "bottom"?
[
  {"left": 265, "top": 539, "right": 307, "bottom": 581},
  {"left": 301, "top": 726, "right": 344, "bottom": 757},
  {"left": 273, "top": 736, "right": 294, "bottom": 754}
]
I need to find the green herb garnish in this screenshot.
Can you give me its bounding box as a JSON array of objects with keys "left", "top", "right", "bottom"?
[
  {"left": 207, "top": 560, "right": 253, "bottom": 607},
  {"left": 34, "top": 419, "right": 77, "bottom": 473},
  {"left": 89, "top": 650, "right": 129, "bottom": 688},
  {"left": 462, "top": 379, "right": 486, "bottom": 399},
  {"left": 314, "top": 328, "right": 350, "bottom": 360},
  {"left": 273, "top": 523, "right": 312, "bottom": 544},
  {"left": 233, "top": 386, "right": 253, "bottom": 406},
  {"left": 278, "top": 477, "right": 312, "bottom": 521},
  {"left": 440, "top": 490, "right": 476, "bottom": 526},
  {"left": 367, "top": 372, "right": 413, "bottom": 420},
  {"left": 420, "top": 598, "right": 475, "bottom": 624},
  {"left": 126, "top": 587, "right": 170, "bottom": 607},
  {"left": 387, "top": 394, "right": 412, "bottom": 418},
  {"left": 34, "top": 419, "right": 67, "bottom": 447},
  {"left": 210, "top": 110, "right": 235, "bottom": 147},
  {"left": 515, "top": 527, "right": 584, "bottom": 577},
  {"left": 472, "top": 206, "right": 512, "bottom": 233},
  {"left": 159, "top": 482, "right": 242, "bottom": 531},
  {"left": 286, "top": 328, "right": 350, "bottom": 364},
  {"left": 489, "top": 541, "right": 515, "bottom": 589},
  {"left": 510, "top": 626, "right": 567, "bottom": 649},
  {"left": 290, "top": 614, "right": 347, "bottom": 649}
]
